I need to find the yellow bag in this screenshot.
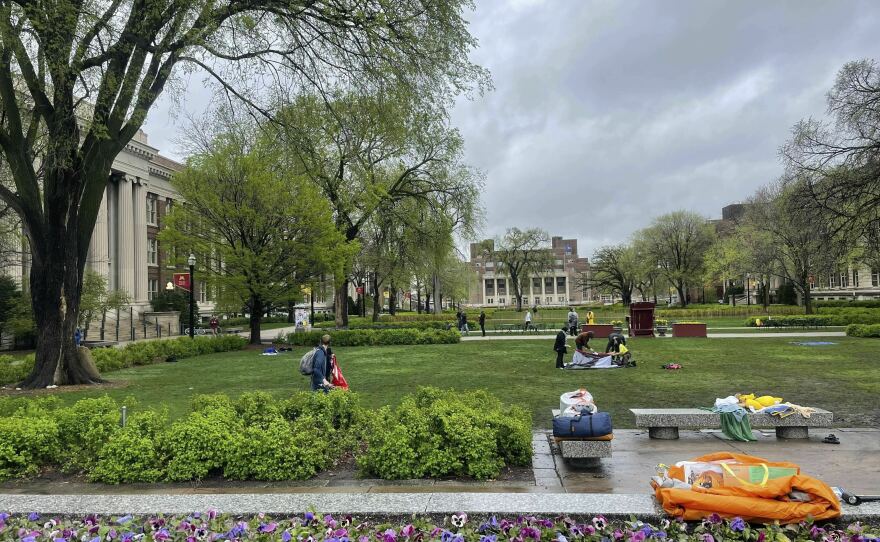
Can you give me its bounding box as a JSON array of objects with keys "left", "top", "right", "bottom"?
[{"left": 756, "top": 396, "right": 782, "bottom": 407}]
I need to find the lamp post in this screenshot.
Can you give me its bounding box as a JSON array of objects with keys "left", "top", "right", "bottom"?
[
  {"left": 188, "top": 253, "right": 196, "bottom": 339},
  {"left": 746, "top": 273, "right": 752, "bottom": 306}
]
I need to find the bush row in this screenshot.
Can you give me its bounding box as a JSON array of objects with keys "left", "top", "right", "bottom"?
[
  {"left": 0, "top": 387, "right": 531, "bottom": 483},
  {"left": 358, "top": 387, "right": 532, "bottom": 480},
  {"left": 281, "top": 328, "right": 460, "bottom": 346},
  {"left": 846, "top": 324, "right": 880, "bottom": 337},
  {"left": 317, "top": 320, "right": 452, "bottom": 331},
  {"left": 816, "top": 300, "right": 880, "bottom": 308},
  {"left": 221, "top": 315, "right": 289, "bottom": 326},
  {"left": 746, "top": 311, "right": 880, "bottom": 327},
  {"left": 0, "top": 335, "right": 247, "bottom": 387}
]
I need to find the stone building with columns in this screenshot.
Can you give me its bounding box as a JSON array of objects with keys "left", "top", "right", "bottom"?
[
  {"left": 7, "top": 130, "right": 215, "bottom": 331},
  {"left": 467, "top": 235, "right": 591, "bottom": 307}
]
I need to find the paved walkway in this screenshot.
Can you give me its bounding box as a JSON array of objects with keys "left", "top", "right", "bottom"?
[{"left": 461, "top": 331, "right": 847, "bottom": 341}]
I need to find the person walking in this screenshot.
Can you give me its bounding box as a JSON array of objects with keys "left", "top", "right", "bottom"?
[
  {"left": 478, "top": 310, "right": 486, "bottom": 337},
  {"left": 460, "top": 312, "right": 470, "bottom": 335},
  {"left": 554, "top": 324, "right": 568, "bottom": 369},
  {"left": 524, "top": 309, "right": 532, "bottom": 332},
  {"left": 311, "top": 334, "right": 335, "bottom": 392},
  {"left": 567, "top": 307, "right": 579, "bottom": 336},
  {"left": 455, "top": 309, "right": 463, "bottom": 331}
]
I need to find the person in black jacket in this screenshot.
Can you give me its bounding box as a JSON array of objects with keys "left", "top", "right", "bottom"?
[
  {"left": 553, "top": 324, "right": 568, "bottom": 369},
  {"left": 478, "top": 311, "right": 486, "bottom": 337}
]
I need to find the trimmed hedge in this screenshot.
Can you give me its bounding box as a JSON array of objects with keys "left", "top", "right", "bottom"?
[
  {"left": 746, "top": 309, "right": 880, "bottom": 327},
  {"left": 281, "top": 328, "right": 460, "bottom": 346},
  {"left": 0, "top": 335, "right": 247, "bottom": 386},
  {"left": 358, "top": 387, "right": 532, "bottom": 480},
  {"left": 846, "top": 324, "right": 880, "bottom": 337},
  {"left": 0, "top": 387, "right": 530, "bottom": 484},
  {"left": 817, "top": 300, "right": 880, "bottom": 308},
  {"left": 317, "top": 320, "right": 452, "bottom": 331}
]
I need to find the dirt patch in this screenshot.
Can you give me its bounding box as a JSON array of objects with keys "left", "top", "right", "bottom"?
[{"left": 0, "top": 380, "right": 129, "bottom": 397}]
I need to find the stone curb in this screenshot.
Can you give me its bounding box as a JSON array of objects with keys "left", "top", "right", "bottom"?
[{"left": 1, "top": 493, "right": 878, "bottom": 522}]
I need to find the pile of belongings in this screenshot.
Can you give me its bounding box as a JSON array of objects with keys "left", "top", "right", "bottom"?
[
  {"left": 652, "top": 452, "right": 840, "bottom": 523},
  {"left": 710, "top": 394, "right": 816, "bottom": 442},
  {"left": 552, "top": 389, "right": 613, "bottom": 441},
  {"left": 261, "top": 346, "right": 279, "bottom": 356}
]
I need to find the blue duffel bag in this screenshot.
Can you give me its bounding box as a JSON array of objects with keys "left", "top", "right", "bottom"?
[{"left": 553, "top": 411, "right": 613, "bottom": 438}]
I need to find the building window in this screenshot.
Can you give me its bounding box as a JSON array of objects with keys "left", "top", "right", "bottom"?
[
  {"left": 853, "top": 269, "right": 859, "bottom": 287},
  {"left": 498, "top": 298, "right": 505, "bottom": 305},
  {"left": 147, "top": 279, "right": 158, "bottom": 301},
  {"left": 484, "top": 279, "right": 495, "bottom": 296},
  {"left": 840, "top": 271, "right": 849, "bottom": 289},
  {"left": 199, "top": 280, "right": 207, "bottom": 303},
  {"left": 545, "top": 296, "right": 552, "bottom": 304},
  {"left": 544, "top": 277, "right": 554, "bottom": 294},
  {"left": 146, "top": 196, "right": 157, "bottom": 225},
  {"left": 556, "top": 276, "right": 567, "bottom": 294},
  {"left": 147, "top": 238, "right": 158, "bottom": 265},
  {"left": 485, "top": 262, "right": 494, "bottom": 269},
  {"left": 532, "top": 277, "right": 542, "bottom": 294},
  {"left": 496, "top": 279, "right": 506, "bottom": 296},
  {"left": 534, "top": 297, "right": 540, "bottom": 306},
  {"left": 486, "top": 298, "right": 493, "bottom": 305},
  {"left": 873, "top": 269, "right": 879, "bottom": 287},
  {"left": 558, "top": 296, "right": 565, "bottom": 303},
  {"left": 829, "top": 274, "right": 837, "bottom": 288}
]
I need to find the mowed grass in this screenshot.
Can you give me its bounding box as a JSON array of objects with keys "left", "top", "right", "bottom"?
[{"left": 37, "top": 337, "right": 880, "bottom": 429}]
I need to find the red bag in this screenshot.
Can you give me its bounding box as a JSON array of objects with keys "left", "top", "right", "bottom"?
[{"left": 330, "top": 354, "right": 349, "bottom": 390}]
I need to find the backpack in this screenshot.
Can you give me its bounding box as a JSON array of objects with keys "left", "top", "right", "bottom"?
[{"left": 299, "top": 347, "right": 320, "bottom": 376}]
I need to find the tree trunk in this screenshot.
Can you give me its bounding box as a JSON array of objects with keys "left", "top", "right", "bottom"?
[
  {"left": 100, "top": 309, "right": 107, "bottom": 341},
  {"left": 22, "top": 241, "right": 103, "bottom": 388},
  {"left": 249, "top": 296, "right": 263, "bottom": 345},
  {"left": 334, "top": 280, "right": 349, "bottom": 328},
  {"left": 287, "top": 300, "right": 294, "bottom": 323},
  {"left": 675, "top": 282, "right": 688, "bottom": 308},
  {"left": 622, "top": 288, "right": 632, "bottom": 306},
  {"left": 416, "top": 282, "right": 422, "bottom": 314},
  {"left": 432, "top": 273, "right": 441, "bottom": 314},
  {"left": 424, "top": 291, "right": 430, "bottom": 314},
  {"left": 389, "top": 281, "right": 397, "bottom": 315},
  {"left": 803, "top": 283, "right": 813, "bottom": 315}
]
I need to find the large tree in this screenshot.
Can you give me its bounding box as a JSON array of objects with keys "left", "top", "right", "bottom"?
[
  {"left": 747, "top": 180, "right": 844, "bottom": 314},
  {"left": 580, "top": 245, "right": 639, "bottom": 305},
  {"left": 0, "top": 0, "right": 486, "bottom": 387},
  {"left": 782, "top": 59, "right": 880, "bottom": 267},
  {"left": 275, "top": 91, "right": 482, "bottom": 327},
  {"left": 486, "top": 228, "right": 552, "bottom": 312},
  {"left": 161, "top": 125, "right": 349, "bottom": 344},
  {"left": 638, "top": 211, "right": 715, "bottom": 308}
]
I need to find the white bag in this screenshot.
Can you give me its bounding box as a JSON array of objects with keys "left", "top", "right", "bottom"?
[{"left": 559, "top": 389, "right": 597, "bottom": 416}]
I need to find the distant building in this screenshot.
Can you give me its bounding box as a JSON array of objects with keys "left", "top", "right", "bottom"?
[{"left": 467, "top": 236, "right": 591, "bottom": 307}]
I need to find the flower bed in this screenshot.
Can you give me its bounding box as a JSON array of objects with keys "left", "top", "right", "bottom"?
[
  {"left": 0, "top": 512, "right": 875, "bottom": 542},
  {"left": 672, "top": 322, "right": 707, "bottom": 338},
  {"left": 280, "top": 329, "right": 460, "bottom": 347}
]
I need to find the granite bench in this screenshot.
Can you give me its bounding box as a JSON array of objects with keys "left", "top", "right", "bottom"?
[
  {"left": 630, "top": 408, "right": 833, "bottom": 440},
  {"left": 551, "top": 409, "right": 612, "bottom": 461}
]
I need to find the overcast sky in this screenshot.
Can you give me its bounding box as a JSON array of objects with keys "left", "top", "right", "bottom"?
[{"left": 143, "top": 0, "right": 880, "bottom": 259}]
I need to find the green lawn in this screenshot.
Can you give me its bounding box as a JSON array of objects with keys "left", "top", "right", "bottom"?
[{"left": 37, "top": 337, "right": 880, "bottom": 429}]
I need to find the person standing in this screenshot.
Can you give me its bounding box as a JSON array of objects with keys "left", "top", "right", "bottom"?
[
  {"left": 209, "top": 315, "right": 219, "bottom": 336},
  {"left": 455, "top": 309, "right": 463, "bottom": 331},
  {"left": 478, "top": 310, "right": 486, "bottom": 337},
  {"left": 311, "top": 334, "right": 335, "bottom": 392},
  {"left": 554, "top": 324, "right": 568, "bottom": 369},
  {"left": 460, "top": 312, "right": 470, "bottom": 335},
  {"left": 524, "top": 309, "right": 532, "bottom": 332},
  {"left": 587, "top": 310, "right": 595, "bottom": 325},
  {"left": 567, "top": 307, "right": 579, "bottom": 336}
]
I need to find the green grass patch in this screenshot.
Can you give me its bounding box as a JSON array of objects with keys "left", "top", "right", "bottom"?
[{"left": 33, "top": 337, "right": 880, "bottom": 429}]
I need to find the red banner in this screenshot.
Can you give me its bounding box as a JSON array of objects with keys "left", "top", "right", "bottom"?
[{"left": 173, "top": 272, "right": 191, "bottom": 291}]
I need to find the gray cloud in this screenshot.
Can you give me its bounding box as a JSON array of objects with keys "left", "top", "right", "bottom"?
[{"left": 142, "top": 0, "right": 880, "bottom": 259}]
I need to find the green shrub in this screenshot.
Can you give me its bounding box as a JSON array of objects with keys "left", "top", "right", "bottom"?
[
  {"left": 88, "top": 335, "right": 247, "bottom": 375},
  {"left": 846, "top": 323, "right": 880, "bottom": 337},
  {"left": 746, "top": 311, "right": 880, "bottom": 327},
  {"left": 224, "top": 415, "right": 331, "bottom": 481},
  {"left": 817, "top": 300, "right": 880, "bottom": 308},
  {"left": 0, "top": 354, "right": 34, "bottom": 386},
  {"left": 91, "top": 410, "right": 168, "bottom": 483},
  {"left": 0, "top": 416, "right": 59, "bottom": 480},
  {"left": 235, "top": 391, "right": 282, "bottom": 429},
  {"left": 281, "top": 328, "right": 459, "bottom": 346},
  {"left": 160, "top": 399, "right": 240, "bottom": 482},
  {"left": 358, "top": 387, "right": 532, "bottom": 480},
  {"left": 54, "top": 396, "right": 123, "bottom": 473}
]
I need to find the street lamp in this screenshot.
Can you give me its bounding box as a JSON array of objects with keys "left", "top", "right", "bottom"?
[
  {"left": 746, "top": 273, "right": 752, "bottom": 306},
  {"left": 188, "top": 253, "right": 196, "bottom": 339}
]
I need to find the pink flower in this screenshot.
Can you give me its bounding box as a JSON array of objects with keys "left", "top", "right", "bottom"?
[{"left": 401, "top": 526, "right": 416, "bottom": 539}]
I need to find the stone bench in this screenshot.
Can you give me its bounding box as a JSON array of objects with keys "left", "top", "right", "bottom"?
[
  {"left": 630, "top": 408, "right": 833, "bottom": 440},
  {"left": 551, "top": 409, "right": 612, "bottom": 461}
]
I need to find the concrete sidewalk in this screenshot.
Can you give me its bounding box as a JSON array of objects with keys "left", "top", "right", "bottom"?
[{"left": 461, "top": 331, "right": 847, "bottom": 341}]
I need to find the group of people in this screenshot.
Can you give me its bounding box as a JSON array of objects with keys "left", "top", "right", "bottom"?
[
  {"left": 565, "top": 307, "right": 595, "bottom": 336},
  {"left": 455, "top": 309, "right": 488, "bottom": 336},
  {"left": 553, "top": 326, "right": 632, "bottom": 369}
]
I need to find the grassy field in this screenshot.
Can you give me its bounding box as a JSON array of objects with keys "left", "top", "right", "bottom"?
[{"left": 28, "top": 337, "right": 880, "bottom": 429}]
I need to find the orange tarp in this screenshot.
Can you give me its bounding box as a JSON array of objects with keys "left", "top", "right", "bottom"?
[{"left": 653, "top": 452, "right": 841, "bottom": 523}]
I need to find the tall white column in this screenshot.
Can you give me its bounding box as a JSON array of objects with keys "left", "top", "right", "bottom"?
[
  {"left": 118, "top": 177, "right": 135, "bottom": 297},
  {"left": 88, "top": 185, "right": 111, "bottom": 280},
  {"left": 133, "top": 182, "right": 147, "bottom": 302}
]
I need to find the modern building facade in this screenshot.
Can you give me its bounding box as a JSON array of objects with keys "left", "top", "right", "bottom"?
[{"left": 467, "top": 236, "right": 590, "bottom": 307}]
